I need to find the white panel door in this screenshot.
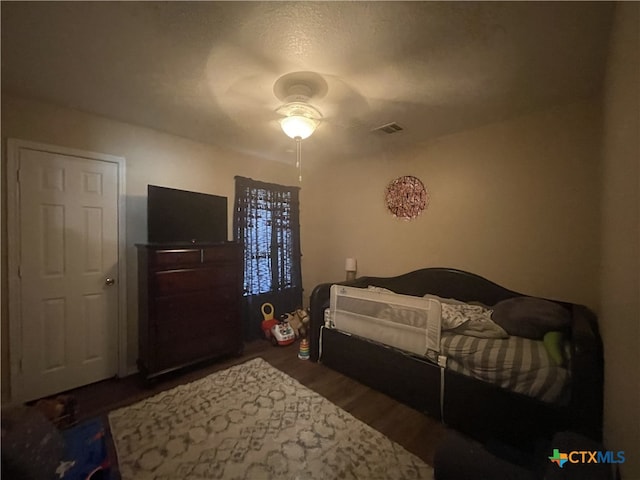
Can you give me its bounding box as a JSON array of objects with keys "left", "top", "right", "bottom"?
[{"left": 16, "top": 148, "right": 119, "bottom": 401}]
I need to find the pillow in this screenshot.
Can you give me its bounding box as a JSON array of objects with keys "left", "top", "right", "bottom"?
[
  {"left": 423, "top": 293, "right": 467, "bottom": 305},
  {"left": 424, "top": 294, "right": 491, "bottom": 310},
  {"left": 440, "top": 302, "right": 480, "bottom": 329},
  {"left": 491, "top": 297, "right": 571, "bottom": 339},
  {"left": 452, "top": 317, "right": 509, "bottom": 339},
  {"left": 440, "top": 302, "right": 509, "bottom": 339},
  {"left": 368, "top": 285, "right": 396, "bottom": 294},
  {"left": 543, "top": 331, "right": 565, "bottom": 366}
]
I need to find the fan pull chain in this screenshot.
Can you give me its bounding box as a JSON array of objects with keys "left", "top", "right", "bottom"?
[{"left": 296, "top": 137, "right": 302, "bottom": 182}]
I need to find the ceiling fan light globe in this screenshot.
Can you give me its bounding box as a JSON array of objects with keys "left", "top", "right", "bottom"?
[{"left": 280, "top": 115, "right": 318, "bottom": 140}]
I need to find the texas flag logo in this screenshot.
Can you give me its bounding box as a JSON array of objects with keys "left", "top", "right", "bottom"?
[{"left": 549, "top": 449, "right": 569, "bottom": 468}]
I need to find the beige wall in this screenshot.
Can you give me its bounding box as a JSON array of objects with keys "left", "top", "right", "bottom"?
[
  {"left": 302, "top": 100, "right": 602, "bottom": 310},
  {"left": 1, "top": 94, "right": 299, "bottom": 402},
  {"left": 600, "top": 2, "right": 640, "bottom": 478}
]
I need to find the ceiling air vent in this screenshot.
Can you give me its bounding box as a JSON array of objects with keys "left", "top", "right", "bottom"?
[{"left": 372, "top": 122, "right": 404, "bottom": 134}]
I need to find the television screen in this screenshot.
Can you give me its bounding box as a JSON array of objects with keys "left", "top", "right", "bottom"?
[{"left": 147, "top": 185, "right": 228, "bottom": 244}]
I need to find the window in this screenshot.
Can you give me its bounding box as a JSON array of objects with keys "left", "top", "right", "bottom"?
[{"left": 233, "top": 176, "right": 302, "bottom": 339}]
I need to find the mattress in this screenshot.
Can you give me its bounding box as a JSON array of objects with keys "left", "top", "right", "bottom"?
[{"left": 441, "top": 333, "right": 569, "bottom": 403}]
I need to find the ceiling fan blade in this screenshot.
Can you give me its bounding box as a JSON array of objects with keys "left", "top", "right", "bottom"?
[{"left": 313, "top": 74, "right": 373, "bottom": 129}]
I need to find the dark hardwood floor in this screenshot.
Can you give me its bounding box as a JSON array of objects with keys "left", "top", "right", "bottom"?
[{"left": 66, "top": 339, "right": 450, "bottom": 471}]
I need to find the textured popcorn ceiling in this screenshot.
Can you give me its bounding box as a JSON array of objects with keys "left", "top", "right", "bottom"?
[{"left": 1, "top": 2, "right": 614, "bottom": 164}]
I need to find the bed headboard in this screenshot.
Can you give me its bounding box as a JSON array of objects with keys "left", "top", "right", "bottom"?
[{"left": 350, "top": 267, "right": 524, "bottom": 305}]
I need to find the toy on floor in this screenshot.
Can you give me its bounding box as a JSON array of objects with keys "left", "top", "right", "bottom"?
[
  {"left": 270, "top": 322, "right": 296, "bottom": 346},
  {"left": 34, "top": 394, "right": 77, "bottom": 428},
  {"left": 298, "top": 338, "right": 310, "bottom": 360},
  {"left": 281, "top": 308, "right": 310, "bottom": 338},
  {"left": 59, "top": 418, "right": 110, "bottom": 480},
  {"left": 260, "top": 303, "right": 278, "bottom": 338},
  {"left": 261, "top": 303, "right": 296, "bottom": 346}
]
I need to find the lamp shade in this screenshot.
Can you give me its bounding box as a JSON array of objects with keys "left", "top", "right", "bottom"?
[
  {"left": 277, "top": 100, "right": 322, "bottom": 140},
  {"left": 280, "top": 115, "right": 319, "bottom": 140},
  {"left": 345, "top": 258, "right": 357, "bottom": 271}
]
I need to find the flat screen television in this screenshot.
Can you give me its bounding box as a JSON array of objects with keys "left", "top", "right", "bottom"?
[{"left": 147, "top": 185, "right": 228, "bottom": 244}]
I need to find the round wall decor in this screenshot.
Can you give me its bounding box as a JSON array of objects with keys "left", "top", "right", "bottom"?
[{"left": 384, "top": 175, "right": 428, "bottom": 220}]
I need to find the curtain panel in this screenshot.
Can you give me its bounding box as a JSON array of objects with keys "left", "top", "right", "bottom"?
[{"left": 233, "top": 176, "right": 302, "bottom": 340}]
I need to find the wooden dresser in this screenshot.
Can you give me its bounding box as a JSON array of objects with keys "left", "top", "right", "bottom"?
[{"left": 136, "top": 242, "right": 243, "bottom": 380}]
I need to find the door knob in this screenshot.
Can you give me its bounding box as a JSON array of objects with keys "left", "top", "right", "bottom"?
[{"left": 105, "top": 277, "right": 116, "bottom": 286}]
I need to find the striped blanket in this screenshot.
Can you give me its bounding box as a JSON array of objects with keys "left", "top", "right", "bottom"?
[{"left": 440, "top": 332, "right": 569, "bottom": 403}]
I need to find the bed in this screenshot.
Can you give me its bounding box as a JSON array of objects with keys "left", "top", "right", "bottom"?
[{"left": 309, "top": 267, "right": 604, "bottom": 447}]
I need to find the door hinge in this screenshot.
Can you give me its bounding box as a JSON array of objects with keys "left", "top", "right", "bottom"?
[
  {"left": 18, "top": 358, "right": 23, "bottom": 373},
  {"left": 17, "top": 265, "right": 22, "bottom": 278}
]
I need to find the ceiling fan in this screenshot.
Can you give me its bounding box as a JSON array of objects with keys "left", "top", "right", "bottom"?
[
  {"left": 273, "top": 71, "right": 328, "bottom": 140},
  {"left": 272, "top": 72, "right": 327, "bottom": 181},
  {"left": 210, "top": 54, "right": 376, "bottom": 160}
]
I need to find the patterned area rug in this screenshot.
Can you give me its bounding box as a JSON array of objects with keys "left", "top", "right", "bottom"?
[{"left": 108, "top": 358, "right": 433, "bottom": 479}]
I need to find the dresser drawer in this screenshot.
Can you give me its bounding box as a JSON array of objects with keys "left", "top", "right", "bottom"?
[
  {"left": 202, "top": 245, "right": 241, "bottom": 264},
  {"left": 154, "top": 292, "right": 214, "bottom": 324},
  {"left": 156, "top": 312, "right": 216, "bottom": 344},
  {"left": 150, "top": 249, "right": 201, "bottom": 269},
  {"left": 153, "top": 268, "right": 239, "bottom": 296},
  {"left": 153, "top": 268, "right": 208, "bottom": 295},
  {"left": 153, "top": 288, "right": 238, "bottom": 319}
]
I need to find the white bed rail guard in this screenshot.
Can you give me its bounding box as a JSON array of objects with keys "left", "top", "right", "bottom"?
[{"left": 329, "top": 285, "right": 442, "bottom": 359}]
